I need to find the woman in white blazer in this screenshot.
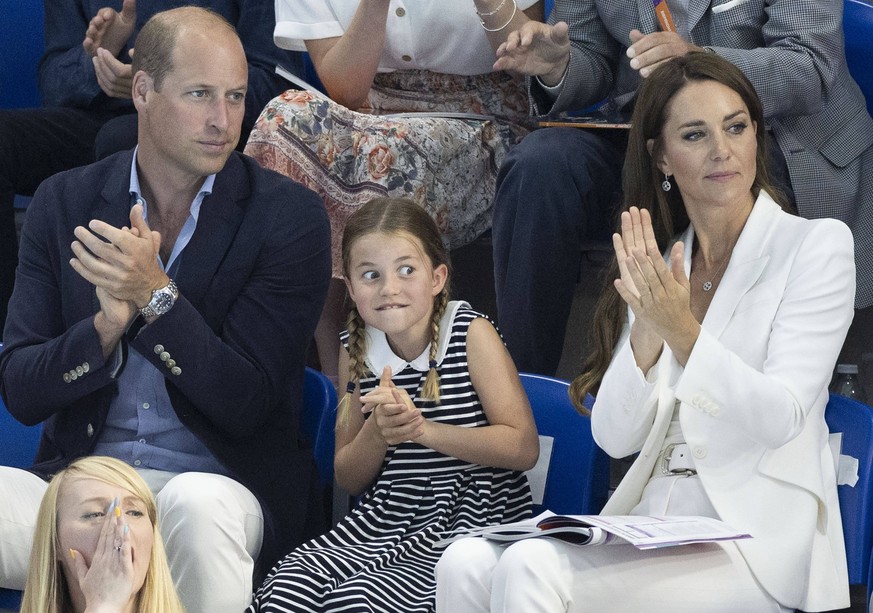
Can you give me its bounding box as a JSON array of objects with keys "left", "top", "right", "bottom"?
[{"left": 435, "top": 52, "right": 855, "bottom": 613}]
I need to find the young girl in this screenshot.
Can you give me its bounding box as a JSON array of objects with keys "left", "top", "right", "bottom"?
[{"left": 248, "top": 198, "right": 538, "bottom": 612}]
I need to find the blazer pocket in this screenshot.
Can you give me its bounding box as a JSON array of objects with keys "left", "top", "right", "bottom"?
[
  {"left": 820, "top": 106, "right": 873, "bottom": 168},
  {"left": 711, "top": 0, "right": 751, "bottom": 13}
]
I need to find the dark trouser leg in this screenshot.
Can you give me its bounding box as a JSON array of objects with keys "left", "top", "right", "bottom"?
[
  {"left": 493, "top": 128, "right": 625, "bottom": 376},
  {"left": 0, "top": 107, "right": 119, "bottom": 338}
]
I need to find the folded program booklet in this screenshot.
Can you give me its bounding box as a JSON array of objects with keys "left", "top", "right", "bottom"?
[{"left": 441, "top": 512, "right": 752, "bottom": 550}]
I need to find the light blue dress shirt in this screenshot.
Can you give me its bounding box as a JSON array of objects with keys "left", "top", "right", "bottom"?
[{"left": 93, "top": 149, "right": 227, "bottom": 475}]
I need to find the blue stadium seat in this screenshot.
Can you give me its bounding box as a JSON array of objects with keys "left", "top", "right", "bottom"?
[
  {"left": 0, "top": 0, "right": 44, "bottom": 216},
  {"left": 519, "top": 373, "right": 610, "bottom": 515},
  {"left": 824, "top": 393, "right": 873, "bottom": 610},
  {"left": 0, "top": 342, "right": 40, "bottom": 610},
  {"left": 844, "top": 0, "right": 873, "bottom": 116},
  {"left": 302, "top": 367, "right": 337, "bottom": 486},
  {"left": 0, "top": 1, "right": 44, "bottom": 110}
]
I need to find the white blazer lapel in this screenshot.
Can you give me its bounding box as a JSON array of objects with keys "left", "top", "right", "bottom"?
[{"left": 694, "top": 194, "right": 780, "bottom": 339}]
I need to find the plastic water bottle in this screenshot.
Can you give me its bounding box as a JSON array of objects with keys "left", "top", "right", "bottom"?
[{"left": 831, "top": 363, "right": 867, "bottom": 403}]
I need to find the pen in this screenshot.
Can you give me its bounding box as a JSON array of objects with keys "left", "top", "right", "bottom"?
[{"left": 652, "top": 0, "right": 677, "bottom": 32}]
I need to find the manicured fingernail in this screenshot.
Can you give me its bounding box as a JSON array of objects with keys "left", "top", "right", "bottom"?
[
  {"left": 124, "top": 523, "right": 129, "bottom": 535},
  {"left": 107, "top": 498, "right": 116, "bottom": 513},
  {"left": 70, "top": 548, "right": 76, "bottom": 560},
  {"left": 115, "top": 505, "right": 121, "bottom": 518}
]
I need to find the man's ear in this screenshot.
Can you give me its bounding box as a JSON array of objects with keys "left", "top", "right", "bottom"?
[{"left": 131, "top": 71, "right": 152, "bottom": 110}]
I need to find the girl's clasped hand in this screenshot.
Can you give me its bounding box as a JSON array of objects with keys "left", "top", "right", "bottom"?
[{"left": 360, "top": 366, "right": 426, "bottom": 446}]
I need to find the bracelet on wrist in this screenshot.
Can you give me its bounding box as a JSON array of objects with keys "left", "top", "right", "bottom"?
[
  {"left": 475, "top": 0, "right": 507, "bottom": 17},
  {"left": 480, "top": 0, "right": 517, "bottom": 32}
]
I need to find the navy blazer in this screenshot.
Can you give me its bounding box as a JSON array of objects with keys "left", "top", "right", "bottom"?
[{"left": 0, "top": 150, "right": 331, "bottom": 573}]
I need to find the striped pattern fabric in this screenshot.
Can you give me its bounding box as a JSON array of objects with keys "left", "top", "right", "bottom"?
[{"left": 248, "top": 308, "right": 531, "bottom": 612}]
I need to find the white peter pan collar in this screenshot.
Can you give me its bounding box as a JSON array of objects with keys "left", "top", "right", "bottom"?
[{"left": 364, "top": 300, "right": 469, "bottom": 375}]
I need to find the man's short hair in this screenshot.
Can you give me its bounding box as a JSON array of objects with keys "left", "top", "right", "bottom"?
[{"left": 131, "top": 7, "right": 238, "bottom": 91}]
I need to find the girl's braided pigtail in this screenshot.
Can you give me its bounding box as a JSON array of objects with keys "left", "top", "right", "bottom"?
[
  {"left": 420, "top": 289, "right": 449, "bottom": 403},
  {"left": 338, "top": 306, "right": 370, "bottom": 426}
]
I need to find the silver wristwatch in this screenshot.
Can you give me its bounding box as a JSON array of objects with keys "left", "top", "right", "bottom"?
[{"left": 139, "top": 279, "right": 178, "bottom": 319}]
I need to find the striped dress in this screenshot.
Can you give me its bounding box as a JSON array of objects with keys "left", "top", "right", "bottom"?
[{"left": 248, "top": 301, "right": 531, "bottom": 612}]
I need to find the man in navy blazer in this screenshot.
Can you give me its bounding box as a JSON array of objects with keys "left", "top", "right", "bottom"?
[
  {"left": 0, "top": 8, "right": 330, "bottom": 612},
  {"left": 0, "top": 0, "right": 306, "bottom": 340},
  {"left": 489, "top": 0, "right": 873, "bottom": 376}
]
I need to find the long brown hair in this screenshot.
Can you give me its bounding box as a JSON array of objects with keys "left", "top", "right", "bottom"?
[
  {"left": 569, "top": 52, "right": 789, "bottom": 411},
  {"left": 338, "top": 198, "right": 452, "bottom": 419}
]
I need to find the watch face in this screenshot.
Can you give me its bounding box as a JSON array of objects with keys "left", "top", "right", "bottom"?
[{"left": 153, "top": 291, "right": 174, "bottom": 314}]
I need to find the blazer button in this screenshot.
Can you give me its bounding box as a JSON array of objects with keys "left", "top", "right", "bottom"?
[
  {"left": 160, "top": 351, "right": 170, "bottom": 362},
  {"left": 82, "top": 362, "right": 90, "bottom": 373},
  {"left": 87, "top": 423, "right": 94, "bottom": 437},
  {"left": 154, "top": 344, "right": 164, "bottom": 354},
  {"left": 63, "top": 372, "right": 72, "bottom": 383},
  {"left": 166, "top": 359, "right": 176, "bottom": 368},
  {"left": 693, "top": 446, "right": 707, "bottom": 459},
  {"left": 70, "top": 371, "right": 78, "bottom": 381},
  {"left": 75, "top": 365, "right": 84, "bottom": 376},
  {"left": 171, "top": 366, "right": 182, "bottom": 376}
]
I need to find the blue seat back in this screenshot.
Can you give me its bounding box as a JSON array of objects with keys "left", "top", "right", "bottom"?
[
  {"left": 0, "top": 0, "right": 44, "bottom": 109},
  {"left": 0, "top": 344, "right": 41, "bottom": 469},
  {"left": 844, "top": 0, "right": 873, "bottom": 116},
  {"left": 519, "top": 373, "right": 610, "bottom": 515},
  {"left": 824, "top": 393, "right": 873, "bottom": 588},
  {"left": 0, "top": 343, "right": 40, "bottom": 610},
  {"left": 0, "top": 395, "right": 41, "bottom": 471},
  {"left": 302, "top": 367, "right": 336, "bottom": 486},
  {"left": 0, "top": 587, "right": 22, "bottom": 610}
]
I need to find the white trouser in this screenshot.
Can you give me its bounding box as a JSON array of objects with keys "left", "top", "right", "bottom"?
[
  {"left": 0, "top": 466, "right": 263, "bottom": 613},
  {"left": 435, "top": 537, "right": 791, "bottom": 613}
]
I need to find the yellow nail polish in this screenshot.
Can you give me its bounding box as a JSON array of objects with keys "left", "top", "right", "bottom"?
[
  {"left": 70, "top": 548, "right": 76, "bottom": 560},
  {"left": 115, "top": 505, "right": 121, "bottom": 518}
]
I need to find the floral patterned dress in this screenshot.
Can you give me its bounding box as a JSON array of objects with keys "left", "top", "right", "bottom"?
[{"left": 244, "top": 70, "right": 533, "bottom": 276}]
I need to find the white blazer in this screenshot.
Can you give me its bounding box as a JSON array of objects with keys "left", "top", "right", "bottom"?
[{"left": 591, "top": 192, "right": 855, "bottom": 612}]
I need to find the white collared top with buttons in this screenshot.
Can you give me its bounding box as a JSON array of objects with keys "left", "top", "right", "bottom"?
[{"left": 274, "top": 0, "right": 539, "bottom": 75}]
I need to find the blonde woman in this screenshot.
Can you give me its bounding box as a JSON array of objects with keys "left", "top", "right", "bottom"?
[{"left": 20, "top": 456, "right": 183, "bottom": 613}]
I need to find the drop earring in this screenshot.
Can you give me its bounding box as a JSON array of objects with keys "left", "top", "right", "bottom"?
[{"left": 662, "top": 173, "right": 672, "bottom": 192}]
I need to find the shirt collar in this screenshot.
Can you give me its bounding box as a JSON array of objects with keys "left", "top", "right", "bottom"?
[
  {"left": 128, "top": 146, "right": 216, "bottom": 222},
  {"left": 364, "top": 300, "right": 468, "bottom": 375}
]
